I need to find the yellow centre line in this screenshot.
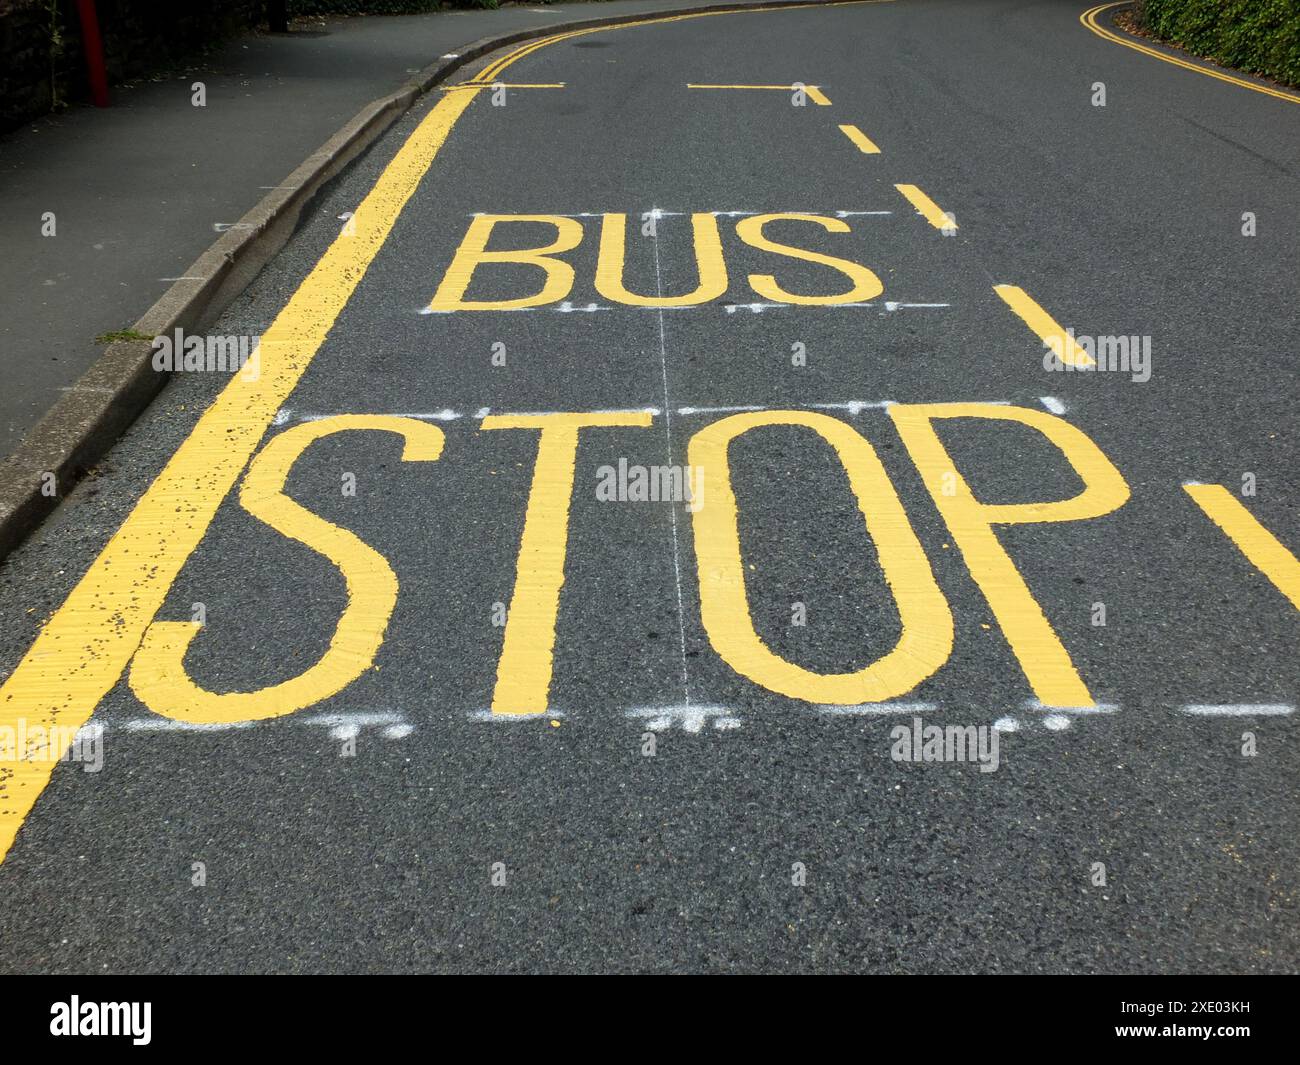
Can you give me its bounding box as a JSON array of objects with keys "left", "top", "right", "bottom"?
[
  {"left": 1081, "top": 2, "right": 1300, "bottom": 105},
  {"left": 688, "top": 83, "right": 832, "bottom": 105},
  {"left": 1184, "top": 484, "right": 1300, "bottom": 611},
  {"left": 894, "top": 183, "right": 954, "bottom": 231},
  {"left": 993, "top": 284, "right": 1094, "bottom": 368},
  {"left": 838, "top": 123, "right": 880, "bottom": 153}
]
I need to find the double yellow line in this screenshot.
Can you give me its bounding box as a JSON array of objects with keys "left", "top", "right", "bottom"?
[
  {"left": 1081, "top": 2, "right": 1300, "bottom": 105},
  {"left": 473, "top": 0, "right": 895, "bottom": 84}
]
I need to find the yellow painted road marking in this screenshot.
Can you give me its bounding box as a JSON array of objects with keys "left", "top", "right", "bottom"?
[
  {"left": 0, "top": 86, "right": 480, "bottom": 864},
  {"left": 1184, "top": 484, "right": 1300, "bottom": 611},
  {"left": 689, "top": 410, "right": 953, "bottom": 703},
  {"left": 430, "top": 211, "right": 888, "bottom": 309},
  {"left": 595, "top": 213, "right": 728, "bottom": 307},
  {"left": 0, "top": 0, "right": 885, "bottom": 863},
  {"left": 688, "top": 84, "right": 832, "bottom": 105},
  {"left": 473, "top": 1, "right": 898, "bottom": 84},
  {"left": 890, "top": 403, "right": 1130, "bottom": 708},
  {"left": 441, "top": 83, "right": 566, "bottom": 90},
  {"left": 1081, "top": 3, "right": 1300, "bottom": 106},
  {"left": 485, "top": 412, "right": 654, "bottom": 715},
  {"left": 429, "top": 214, "right": 585, "bottom": 311},
  {"left": 993, "top": 284, "right": 1095, "bottom": 368},
  {"left": 735, "top": 213, "right": 883, "bottom": 304},
  {"left": 129, "top": 417, "right": 444, "bottom": 724},
  {"left": 895, "top": 183, "right": 954, "bottom": 231},
  {"left": 839, "top": 123, "right": 881, "bottom": 153}
]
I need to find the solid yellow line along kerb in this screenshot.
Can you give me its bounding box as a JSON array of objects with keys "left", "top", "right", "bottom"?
[
  {"left": 0, "top": 0, "right": 902, "bottom": 865},
  {"left": 1080, "top": 2, "right": 1300, "bottom": 105}
]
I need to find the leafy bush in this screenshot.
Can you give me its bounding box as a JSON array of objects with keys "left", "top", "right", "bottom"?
[{"left": 1138, "top": 0, "right": 1300, "bottom": 87}]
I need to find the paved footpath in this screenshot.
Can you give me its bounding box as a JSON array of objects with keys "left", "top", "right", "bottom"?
[{"left": 0, "top": 0, "right": 1297, "bottom": 973}]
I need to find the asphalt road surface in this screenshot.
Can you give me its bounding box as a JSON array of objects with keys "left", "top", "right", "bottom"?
[{"left": 1, "top": 0, "right": 1297, "bottom": 974}]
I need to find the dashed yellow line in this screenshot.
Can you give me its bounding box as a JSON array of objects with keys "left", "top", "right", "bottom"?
[
  {"left": 1081, "top": 2, "right": 1300, "bottom": 105},
  {"left": 993, "top": 284, "right": 1095, "bottom": 368},
  {"left": 1184, "top": 484, "right": 1300, "bottom": 611},
  {"left": 895, "top": 183, "right": 954, "bottom": 231},
  {"left": 838, "top": 123, "right": 881, "bottom": 153},
  {"left": 689, "top": 83, "right": 832, "bottom": 105}
]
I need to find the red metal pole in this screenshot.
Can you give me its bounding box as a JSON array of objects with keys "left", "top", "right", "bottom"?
[{"left": 76, "top": 0, "right": 110, "bottom": 108}]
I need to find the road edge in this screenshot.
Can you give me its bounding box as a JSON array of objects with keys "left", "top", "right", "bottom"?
[
  {"left": 1081, "top": 2, "right": 1300, "bottom": 104},
  {"left": 0, "top": 0, "right": 843, "bottom": 561}
]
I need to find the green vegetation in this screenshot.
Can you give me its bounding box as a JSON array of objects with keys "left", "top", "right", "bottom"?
[
  {"left": 1136, "top": 0, "right": 1300, "bottom": 88},
  {"left": 93, "top": 329, "right": 153, "bottom": 345}
]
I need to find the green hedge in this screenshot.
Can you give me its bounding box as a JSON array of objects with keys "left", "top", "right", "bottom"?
[{"left": 1137, "top": 0, "right": 1300, "bottom": 88}]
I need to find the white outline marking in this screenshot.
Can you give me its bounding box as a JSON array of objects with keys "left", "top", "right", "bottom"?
[
  {"left": 627, "top": 705, "right": 739, "bottom": 733},
  {"left": 120, "top": 718, "right": 254, "bottom": 732},
  {"left": 478, "top": 406, "right": 658, "bottom": 419},
  {"left": 675, "top": 404, "right": 766, "bottom": 416},
  {"left": 468, "top": 709, "right": 566, "bottom": 722},
  {"left": 649, "top": 208, "right": 695, "bottom": 709},
  {"left": 808, "top": 400, "right": 896, "bottom": 414},
  {"left": 1179, "top": 704, "right": 1294, "bottom": 717},
  {"left": 274, "top": 408, "right": 462, "bottom": 424},
  {"left": 817, "top": 701, "right": 936, "bottom": 715},
  {"left": 1025, "top": 700, "right": 1118, "bottom": 715}
]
